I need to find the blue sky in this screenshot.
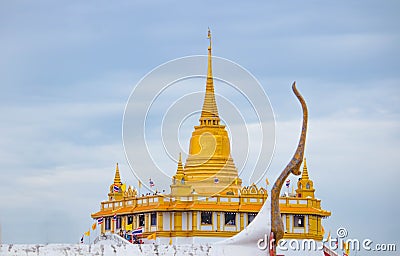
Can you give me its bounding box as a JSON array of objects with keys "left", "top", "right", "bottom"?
[{"left": 0, "top": 0, "right": 399, "bottom": 253}]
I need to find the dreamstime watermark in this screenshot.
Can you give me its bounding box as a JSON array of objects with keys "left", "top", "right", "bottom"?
[{"left": 257, "top": 227, "right": 397, "bottom": 253}]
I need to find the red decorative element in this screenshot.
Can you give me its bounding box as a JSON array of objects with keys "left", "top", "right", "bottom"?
[{"left": 269, "top": 231, "right": 275, "bottom": 256}]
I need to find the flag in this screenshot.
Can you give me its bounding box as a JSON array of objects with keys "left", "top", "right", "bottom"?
[
  {"left": 92, "top": 223, "right": 97, "bottom": 230},
  {"left": 97, "top": 217, "right": 104, "bottom": 225},
  {"left": 112, "top": 214, "right": 117, "bottom": 222},
  {"left": 113, "top": 185, "right": 119, "bottom": 192},
  {"left": 214, "top": 177, "right": 219, "bottom": 184},
  {"left": 80, "top": 235, "right": 84, "bottom": 243},
  {"left": 266, "top": 178, "right": 270, "bottom": 186},
  {"left": 343, "top": 241, "right": 350, "bottom": 255},
  {"left": 169, "top": 237, "right": 173, "bottom": 245},
  {"left": 121, "top": 183, "right": 126, "bottom": 192},
  {"left": 286, "top": 179, "right": 290, "bottom": 188},
  {"left": 125, "top": 223, "right": 133, "bottom": 231},
  {"left": 138, "top": 180, "right": 142, "bottom": 188},
  {"left": 84, "top": 230, "right": 90, "bottom": 236},
  {"left": 147, "top": 232, "right": 156, "bottom": 240},
  {"left": 149, "top": 179, "right": 155, "bottom": 187},
  {"left": 132, "top": 227, "right": 143, "bottom": 236}
]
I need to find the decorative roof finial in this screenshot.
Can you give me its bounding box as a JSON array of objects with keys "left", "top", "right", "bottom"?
[
  {"left": 200, "top": 28, "right": 220, "bottom": 125},
  {"left": 177, "top": 152, "right": 184, "bottom": 175},
  {"left": 302, "top": 158, "right": 309, "bottom": 180},
  {"left": 207, "top": 27, "right": 212, "bottom": 51},
  {"left": 114, "top": 163, "right": 122, "bottom": 184}
]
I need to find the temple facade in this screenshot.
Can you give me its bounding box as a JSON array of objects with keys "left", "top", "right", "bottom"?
[{"left": 91, "top": 31, "right": 330, "bottom": 243}]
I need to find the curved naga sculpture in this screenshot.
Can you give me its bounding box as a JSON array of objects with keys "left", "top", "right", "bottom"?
[
  {"left": 217, "top": 82, "right": 308, "bottom": 256},
  {"left": 271, "top": 81, "right": 308, "bottom": 244}
]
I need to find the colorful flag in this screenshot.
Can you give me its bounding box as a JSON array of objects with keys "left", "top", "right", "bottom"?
[
  {"left": 286, "top": 179, "right": 290, "bottom": 188},
  {"left": 97, "top": 217, "right": 104, "bottom": 225},
  {"left": 92, "top": 223, "right": 97, "bottom": 230},
  {"left": 113, "top": 185, "right": 119, "bottom": 192},
  {"left": 149, "top": 179, "right": 155, "bottom": 187},
  {"left": 121, "top": 183, "right": 126, "bottom": 192},
  {"left": 147, "top": 232, "right": 156, "bottom": 240},
  {"left": 132, "top": 227, "right": 143, "bottom": 236},
  {"left": 112, "top": 214, "right": 117, "bottom": 222},
  {"left": 84, "top": 230, "right": 90, "bottom": 236},
  {"left": 214, "top": 177, "right": 219, "bottom": 184}
]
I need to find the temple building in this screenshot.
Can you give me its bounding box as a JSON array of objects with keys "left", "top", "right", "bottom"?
[{"left": 91, "top": 31, "right": 330, "bottom": 244}]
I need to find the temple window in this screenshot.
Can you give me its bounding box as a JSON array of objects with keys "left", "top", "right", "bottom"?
[
  {"left": 151, "top": 213, "right": 157, "bottom": 226},
  {"left": 116, "top": 216, "right": 121, "bottom": 229},
  {"left": 248, "top": 213, "right": 257, "bottom": 225},
  {"left": 105, "top": 217, "right": 111, "bottom": 230},
  {"left": 294, "top": 215, "right": 305, "bottom": 228},
  {"left": 306, "top": 183, "right": 310, "bottom": 189},
  {"left": 138, "top": 214, "right": 145, "bottom": 227},
  {"left": 201, "top": 212, "right": 212, "bottom": 225},
  {"left": 224, "top": 212, "right": 236, "bottom": 225},
  {"left": 127, "top": 215, "right": 133, "bottom": 225}
]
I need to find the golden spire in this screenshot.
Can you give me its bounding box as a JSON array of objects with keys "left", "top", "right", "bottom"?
[
  {"left": 301, "top": 158, "right": 309, "bottom": 180},
  {"left": 114, "top": 163, "right": 122, "bottom": 184},
  {"left": 200, "top": 28, "right": 220, "bottom": 125},
  {"left": 176, "top": 153, "right": 184, "bottom": 175}
]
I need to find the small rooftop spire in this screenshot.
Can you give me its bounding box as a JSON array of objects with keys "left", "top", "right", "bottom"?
[
  {"left": 301, "top": 158, "right": 309, "bottom": 180},
  {"left": 200, "top": 28, "right": 220, "bottom": 125},
  {"left": 177, "top": 153, "right": 184, "bottom": 175},
  {"left": 114, "top": 163, "right": 122, "bottom": 184}
]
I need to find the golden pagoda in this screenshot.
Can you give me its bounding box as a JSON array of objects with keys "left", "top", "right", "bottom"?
[
  {"left": 171, "top": 29, "right": 241, "bottom": 196},
  {"left": 91, "top": 30, "right": 330, "bottom": 243}
]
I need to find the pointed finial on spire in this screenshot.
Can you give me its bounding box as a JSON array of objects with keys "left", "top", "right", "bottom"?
[
  {"left": 207, "top": 27, "right": 212, "bottom": 50},
  {"left": 302, "top": 158, "right": 309, "bottom": 180},
  {"left": 114, "top": 163, "right": 122, "bottom": 184},
  {"left": 200, "top": 28, "right": 220, "bottom": 126}
]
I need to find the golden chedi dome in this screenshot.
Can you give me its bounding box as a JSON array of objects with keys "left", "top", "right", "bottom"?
[{"left": 180, "top": 29, "right": 242, "bottom": 196}]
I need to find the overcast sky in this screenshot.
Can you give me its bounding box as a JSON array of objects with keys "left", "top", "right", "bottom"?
[{"left": 0, "top": 1, "right": 399, "bottom": 254}]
